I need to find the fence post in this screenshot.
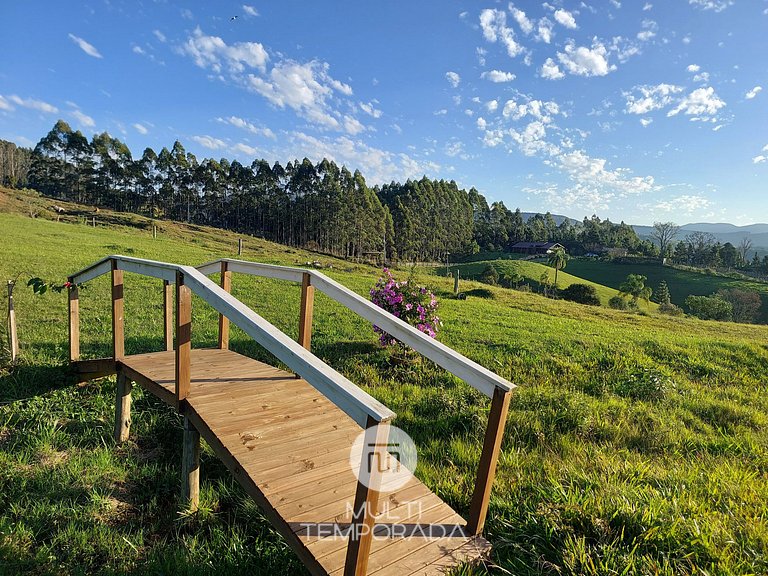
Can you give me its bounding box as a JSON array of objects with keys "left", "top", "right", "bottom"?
[
  {"left": 218, "top": 261, "right": 231, "bottom": 350},
  {"left": 114, "top": 369, "right": 132, "bottom": 442},
  {"left": 344, "top": 416, "right": 390, "bottom": 576},
  {"left": 111, "top": 261, "right": 124, "bottom": 361},
  {"left": 454, "top": 270, "right": 460, "bottom": 295},
  {"left": 238, "top": 238, "right": 243, "bottom": 256},
  {"left": 163, "top": 280, "right": 173, "bottom": 352},
  {"left": 68, "top": 282, "right": 80, "bottom": 363},
  {"left": 7, "top": 281, "right": 19, "bottom": 362},
  {"left": 467, "top": 386, "right": 511, "bottom": 535},
  {"left": 175, "top": 271, "right": 191, "bottom": 407},
  {"left": 298, "top": 272, "right": 314, "bottom": 351}
]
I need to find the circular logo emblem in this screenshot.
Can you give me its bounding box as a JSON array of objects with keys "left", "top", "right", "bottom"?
[{"left": 349, "top": 425, "right": 417, "bottom": 491}]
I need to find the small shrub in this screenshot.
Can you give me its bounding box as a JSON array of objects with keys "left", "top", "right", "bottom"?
[
  {"left": 613, "top": 368, "right": 675, "bottom": 401},
  {"left": 465, "top": 288, "right": 494, "bottom": 299},
  {"left": 560, "top": 283, "right": 601, "bottom": 306},
  {"left": 608, "top": 295, "right": 636, "bottom": 310},
  {"left": 658, "top": 302, "right": 684, "bottom": 316},
  {"left": 685, "top": 294, "right": 733, "bottom": 321},
  {"left": 479, "top": 264, "right": 499, "bottom": 285}
]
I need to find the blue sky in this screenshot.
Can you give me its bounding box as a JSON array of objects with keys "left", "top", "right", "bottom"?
[{"left": 1, "top": 1, "right": 766, "bottom": 225}]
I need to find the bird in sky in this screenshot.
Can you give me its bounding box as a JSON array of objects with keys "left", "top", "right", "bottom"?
[{"left": 230, "top": 15, "right": 238, "bottom": 21}]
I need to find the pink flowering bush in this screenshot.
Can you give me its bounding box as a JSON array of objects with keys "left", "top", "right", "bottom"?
[{"left": 369, "top": 268, "right": 441, "bottom": 347}]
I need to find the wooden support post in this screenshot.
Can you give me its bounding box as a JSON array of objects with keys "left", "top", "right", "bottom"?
[
  {"left": 153, "top": 225, "right": 157, "bottom": 239},
  {"left": 163, "top": 280, "right": 173, "bottom": 352},
  {"left": 181, "top": 415, "right": 200, "bottom": 510},
  {"left": 344, "top": 416, "right": 390, "bottom": 576},
  {"left": 298, "top": 272, "right": 314, "bottom": 351},
  {"left": 114, "top": 369, "right": 132, "bottom": 442},
  {"left": 68, "top": 283, "right": 80, "bottom": 363},
  {"left": 467, "top": 386, "right": 511, "bottom": 535},
  {"left": 111, "top": 262, "right": 124, "bottom": 361},
  {"left": 218, "top": 261, "right": 231, "bottom": 350},
  {"left": 175, "top": 272, "right": 192, "bottom": 406},
  {"left": 7, "top": 281, "right": 19, "bottom": 362}
]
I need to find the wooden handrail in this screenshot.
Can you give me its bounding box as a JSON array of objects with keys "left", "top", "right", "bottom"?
[
  {"left": 69, "top": 255, "right": 395, "bottom": 427},
  {"left": 195, "top": 258, "right": 515, "bottom": 398}
]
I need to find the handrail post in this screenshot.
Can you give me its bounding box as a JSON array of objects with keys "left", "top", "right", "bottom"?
[
  {"left": 218, "top": 261, "right": 231, "bottom": 350},
  {"left": 298, "top": 272, "right": 314, "bottom": 351},
  {"left": 111, "top": 260, "right": 124, "bottom": 361},
  {"left": 467, "top": 385, "right": 511, "bottom": 535},
  {"left": 163, "top": 280, "right": 173, "bottom": 352},
  {"left": 344, "top": 416, "right": 390, "bottom": 576},
  {"left": 68, "top": 281, "right": 80, "bottom": 363},
  {"left": 175, "top": 271, "right": 191, "bottom": 407}
]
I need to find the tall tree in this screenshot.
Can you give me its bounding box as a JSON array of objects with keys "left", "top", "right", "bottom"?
[
  {"left": 650, "top": 221, "right": 680, "bottom": 261},
  {"left": 547, "top": 246, "right": 569, "bottom": 287}
]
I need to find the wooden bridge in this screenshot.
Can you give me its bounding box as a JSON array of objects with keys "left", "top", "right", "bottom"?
[{"left": 67, "top": 256, "right": 515, "bottom": 575}]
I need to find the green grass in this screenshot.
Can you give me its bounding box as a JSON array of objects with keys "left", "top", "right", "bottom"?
[
  {"left": 443, "top": 258, "right": 655, "bottom": 309},
  {"left": 567, "top": 258, "right": 768, "bottom": 321},
  {"left": 2, "top": 189, "right": 768, "bottom": 575}
]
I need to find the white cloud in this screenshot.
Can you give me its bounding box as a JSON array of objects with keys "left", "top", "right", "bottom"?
[
  {"left": 689, "top": 0, "right": 733, "bottom": 12},
  {"left": 133, "top": 123, "right": 148, "bottom": 135},
  {"left": 557, "top": 40, "right": 615, "bottom": 77},
  {"left": 242, "top": 5, "right": 259, "bottom": 17},
  {"left": 7, "top": 95, "right": 58, "bottom": 114},
  {"left": 640, "top": 118, "right": 653, "bottom": 127},
  {"left": 68, "top": 33, "right": 103, "bottom": 58},
  {"left": 624, "top": 83, "right": 683, "bottom": 114},
  {"left": 70, "top": 109, "right": 95, "bottom": 128},
  {"left": 763, "top": 144, "right": 768, "bottom": 152},
  {"left": 132, "top": 45, "right": 145, "bottom": 55},
  {"left": 486, "top": 99, "right": 498, "bottom": 112},
  {"left": 476, "top": 117, "right": 487, "bottom": 130},
  {"left": 651, "top": 195, "right": 712, "bottom": 214},
  {"left": 667, "top": 86, "right": 726, "bottom": 120},
  {"left": 746, "top": 86, "right": 763, "bottom": 99},
  {"left": 637, "top": 30, "right": 655, "bottom": 41},
  {"left": 360, "top": 102, "right": 382, "bottom": 118},
  {"left": 687, "top": 64, "right": 700, "bottom": 73},
  {"left": 753, "top": 155, "right": 766, "bottom": 164},
  {"left": 232, "top": 142, "right": 259, "bottom": 156},
  {"left": 180, "top": 27, "right": 268, "bottom": 73},
  {"left": 536, "top": 18, "right": 554, "bottom": 43},
  {"left": 540, "top": 58, "right": 564, "bottom": 80},
  {"left": 553, "top": 9, "right": 577, "bottom": 29},
  {"left": 480, "top": 70, "right": 516, "bottom": 82},
  {"left": 181, "top": 9, "right": 193, "bottom": 20},
  {"left": 445, "top": 71, "right": 461, "bottom": 88},
  {"left": 434, "top": 109, "right": 448, "bottom": 116},
  {"left": 216, "top": 115, "right": 276, "bottom": 139},
  {"left": 479, "top": 8, "right": 526, "bottom": 57},
  {"left": 0, "top": 96, "right": 14, "bottom": 111},
  {"left": 153, "top": 30, "right": 167, "bottom": 43},
  {"left": 343, "top": 116, "right": 365, "bottom": 135},
  {"left": 643, "top": 3, "right": 653, "bottom": 10},
  {"left": 509, "top": 5, "right": 534, "bottom": 34},
  {"left": 192, "top": 135, "right": 227, "bottom": 150}
]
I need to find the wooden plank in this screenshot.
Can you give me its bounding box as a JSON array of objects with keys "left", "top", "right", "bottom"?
[
  {"left": 344, "top": 416, "right": 390, "bottom": 576},
  {"left": 163, "top": 280, "right": 173, "bottom": 352},
  {"left": 117, "top": 258, "right": 177, "bottom": 282},
  {"left": 73, "top": 358, "right": 117, "bottom": 382},
  {"left": 68, "top": 284, "right": 79, "bottom": 363},
  {"left": 225, "top": 259, "right": 305, "bottom": 283},
  {"left": 175, "top": 273, "right": 192, "bottom": 406},
  {"left": 111, "top": 262, "right": 124, "bottom": 361},
  {"left": 114, "top": 369, "right": 132, "bottom": 442},
  {"left": 218, "top": 261, "right": 231, "bottom": 350},
  {"left": 119, "top": 362, "right": 176, "bottom": 406},
  {"left": 298, "top": 272, "right": 314, "bottom": 351},
  {"left": 182, "top": 415, "right": 200, "bottom": 510},
  {"left": 467, "top": 385, "right": 511, "bottom": 535},
  {"left": 69, "top": 257, "right": 112, "bottom": 284}
]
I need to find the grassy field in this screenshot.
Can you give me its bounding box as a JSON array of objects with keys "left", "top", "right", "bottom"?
[
  {"left": 1, "top": 189, "right": 768, "bottom": 575},
  {"left": 442, "top": 258, "right": 656, "bottom": 309},
  {"left": 566, "top": 258, "right": 768, "bottom": 321}
]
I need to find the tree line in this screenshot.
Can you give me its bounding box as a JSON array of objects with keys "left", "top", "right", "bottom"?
[{"left": 3, "top": 120, "right": 650, "bottom": 261}]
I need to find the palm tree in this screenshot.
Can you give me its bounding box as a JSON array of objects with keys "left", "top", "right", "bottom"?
[{"left": 547, "top": 246, "right": 569, "bottom": 287}]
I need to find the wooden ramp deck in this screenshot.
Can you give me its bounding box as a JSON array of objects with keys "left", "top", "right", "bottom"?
[{"left": 121, "top": 348, "right": 490, "bottom": 575}]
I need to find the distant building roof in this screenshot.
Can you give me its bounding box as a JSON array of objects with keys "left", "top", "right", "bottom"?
[{"left": 510, "top": 241, "right": 562, "bottom": 249}]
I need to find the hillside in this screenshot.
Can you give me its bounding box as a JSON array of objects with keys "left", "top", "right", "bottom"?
[
  {"left": 444, "top": 258, "right": 655, "bottom": 309},
  {"left": 566, "top": 257, "right": 768, "bottom": 322},
  {"left": 1, "top": 199, "right": 768, "bottom": 574}
]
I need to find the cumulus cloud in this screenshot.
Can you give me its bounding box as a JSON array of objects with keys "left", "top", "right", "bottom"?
[
  {"left": 153, "top": 30, "right": 167, "bottom": 43},
  {"left": 133, "top": 123, "right": 148, "bottom": 135},
  {"left": 509, "top": 5, "right": 534, "bottom": 34},
  {"left": 192, "top": 135, "right": 227, "bottom": 150},
  {"left": 640, "top": 118, "right": 653, "bottom": 127},
  {"left": 753, "top": 155, "right": 766, "bottom": 164},
  {"left": 445, "top": 71, "right": 461, "bottom": 88},
  {"left": 7, "top": 95, "right": 58, "bottom": 114},
  {"left": 667, "top": 86, "right": 726, "bottom": 120},
  {"left": 360, "top": 101, "right": 382, "bottom": 118},
  {"left": 486, "top": 99, "right": 498, "bottom": 112},
  {"left": 624, "top": 83, "right": 683, "bottom": 114},
  {"left": 553, "top": 9, "right": 577, "bottom": 29},
  {"left": 687, "top": 64, "right": 700, "bottom": 72},
  {"left": 746, "top": 86, "right": 763, "bottom": 99},
  {"left": 70, "top": 109, "right": 95, "bottom": 128},
  {"left": 689, "top": 0, "right": 733, "bottom": 12},
  {"left": 540, "top": 58, "right": 565, "bottom": 80},
  {"left": 180, "top": 27, "right": 268, "bottom": 73},
  {"left": 557, "top": 40, "right": 615, "bottom": 77},
  {"left": 479, "top": 8, "right": 526, "bottom": 57},
  {"left": 216, "top": 115, "right": 276, "bottom": 139},
  {"left": 536, "top": 18, "right": 554, "bottom": 43},
  {"left": 242, "top": 5, "right": 259, "bottom": 17},
  {"left": 651, "top": 195, "right": 712, "bottom": 214},
  {"left": 481, "top": 70, "right": 516, "bottom": 82},
  {"left": 232, "top": 142, "right": 259, "bottom": 156},
  {"left": 68, "top": 33, "right": 103, "bottom": 58}
]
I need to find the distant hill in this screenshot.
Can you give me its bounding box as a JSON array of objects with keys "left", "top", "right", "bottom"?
[
  {"left": 521, "top": 212, "right": 580, "bottom": 226},
  {"left": 632, "top": 223, "right": 768, "bottom": 255}
]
